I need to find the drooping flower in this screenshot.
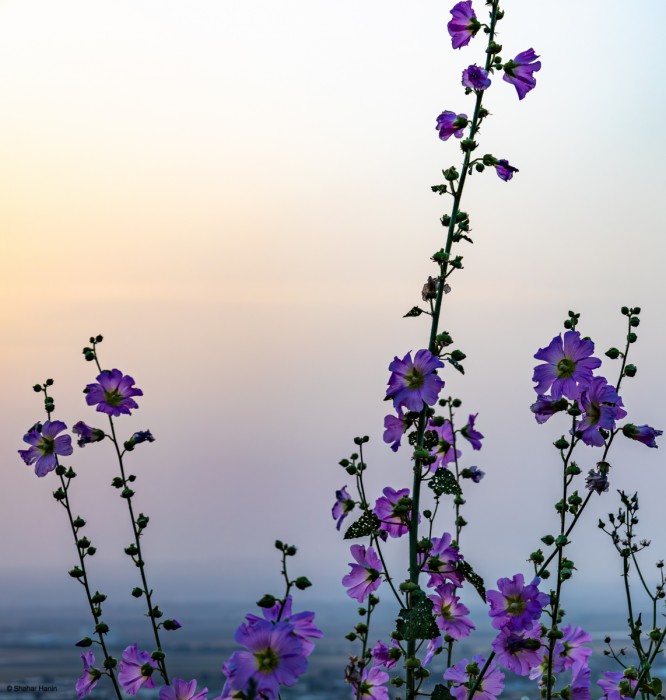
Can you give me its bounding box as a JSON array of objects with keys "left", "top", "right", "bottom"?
[
  {"left": 491, "top": 622, "right": 543, "bottom": 676},
  {"left": 386, "top": 350, "right": 444, "bottom": 412},
  {"left": 530, "top": 395, "right": 569, "bottom": 424},
  {"left": 422, "top": 636, "right": 443, "bottom": 667},
  {"left": 503, "top": 49, "right": 542, "bottom": 100},
  {"left": 577, "top": 377, "right": 627, "bottom": 446},
  {"left": 18, "top": 420, "right": 73, "bottom": 477},
  {"left": 622, "top": 423, "right": 663, "bottom": 448},
  {"left": 558, "top": 626, "right": 592, "bottom": 671},
  {"left": 495, "top": 159, "right": 519, "bottom": 182},
  {"left": 371, "top": 640, "right": 399, "bottom": 670},
  {"left": 420, "top": 534, "right": 462, "bottom": 588},
  {"left": 124, "top": 430, "right": 155, "bottom": 451},
  {"left": 461, "top": 413, "right": 484, "bottom": 450},
  {"left": 461, "top": 466, "right": 485, "bottom": 482},
  {"left": 444, "top": 656, "right": 505, "bottom": 700},
  {"left": 351, "top": 666, "right": 390, "bottom": 700},
  {"left": 428, "top": 583, "right": 475, "bottom": 640},
  {"left": 72, "top": 421, "right": 106, "bottom": 448},
  {"left": 597, "top": 671, "right": 637, "bottom": 700},
  {"left": 533, "top": 331, "right": 601, "bottom": 401},
  {"left": 85, "top": 369, "right": 143, "bottom": 417},
  {"left": 462, "top": 65, "right": 491, "bottom": 90},
  {"left": 159, "top": 679, "right": 208, "bottom": 700},
  {"left": 118, "top": 644, "right": 158, "bottom": 695},
  {"left": 447, "top": 1, "right": 481, "bottom": 49},
  {"left": 76, "top": 651, "right": 101, "bottom": 699},
  {"left": 332, "top": 486, "right": 355, "bottom": 531},
  {"left": 427, "top": 418, "right": 462, "bottom": 471},
  {"left": 223, "top": 620, "right": 307, "bottom": 700},
  {"left": 585, "top": 469, "right": 609, "bottom": 494},
  {"left": 383, "top": 408, "right": 407, "bottom": 452},
  {"left": 487, "top": 574, "right": 549, "bottom": 632},
  {"left": 373, "top": 486, "right": 416, "bottom": 539},
  {"left": 436, "top": 111, "right": 468, "bottom": 141},
  {"left": 342, "top": 545, "right": 383, "bottom": 602}
]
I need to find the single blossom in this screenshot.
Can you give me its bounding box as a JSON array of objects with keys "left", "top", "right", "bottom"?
[
  {"left": 72, "top": 421, "right": 106, "bottom": 447},
  {"left": 447, "top": 1, "right": 481, "bottom": 49},
  {"left": 76, "top": 651, "right": 101, "bottom": 699},
  {"left": 370, "top": 640, "right": 399, "bottom": 670},
  {"left": 386, "top": 350, "right": 444, "bottom": 412},
  {"left": 503, "top": 48, "right": 542, "bottom": 100},
  {"left": 461, "top": 413, "right": 484, "bottom": 450},
  {"left": 533, "top": 331, "right": 601, "bottom": 401},
  {"left": 570, "top": 660, "right": 592, "bottom": 700},
  {"left": 159, "top": 679, "right": 208, "bottom": 700},
  {"left": 585, "top": 469, "right": 609, "bottom": 494},
  {"left": 577, "top": 377, "right": 627, "bottom": 447},
  {"left": 444, "top": 656, "right": 505, "bottom": 700},
  {"left": 85, "top": 369, "right": 143, "bottom": 417},
  {"left": 530, "top": 395, "right": 569, "bottom": 424},
  {"left": 383, "top": 408, "right": 407, "bottom": 452},
  {"left": 332, "top": 486, "right": 355, "bottom": 531},
  {"left": 436, "top": 111, "right": 468, "bottom": 141},
  {"left": 491, "top": 622, "right": 543, "bottom": 676},
  {"left": 352, "top": 666, "right": 390, "bottom": 700},
  {"left": 342, "top": 545, "right": 383, "bottom": 602},
  {"left": 495, "top": 159, "right": 519, "bottom": 182},
  {"left": 428, "top": 583, "right": 475, "bottom": 640},
  {"left": 118, "top": 644, "right": 158, "bottom": 695},
  {"left": 420, "top": 533, "right": 462, "bottom": 588},
  {"left": 427, "top": 418, "right": 462, "bottom": 472},
  {"left": 462, "top": 64, "right": 491, "bottom": 90},
  {"left": 487, "top": 574, "right": 549, "bottom": 632},
  {"left": 558, "top": 626, "right": 592, "bottom": 671},
  {"left": 422, "top": 636, "right": 443, "bottom": 667},
  {"left": 124, "top": 429, "right": 155, "bottom": 451},
  {"left": 373, "top": 486, "right": 415, "bottom": 539},
  {"left": 462, "top": 466, "right": 485, "bottom": 483},
  {"left": 597, "top": 671, "right": 637, "bottom": 700},
  {"left": 622, "top": 423, "right": 663, "bottom": 448},
  {"left": 18, "top": 420, "right": 73, "bottom": 477}
]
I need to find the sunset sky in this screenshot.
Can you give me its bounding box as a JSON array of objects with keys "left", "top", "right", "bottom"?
[{"left": 2, "top": 0, "right": 666, "bottom": 632}]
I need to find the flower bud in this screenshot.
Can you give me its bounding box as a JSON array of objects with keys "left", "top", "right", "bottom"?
[
  {"left": 257, "top": 594, "right": 277, "bottom": 608},
  {"left": 95, "top": 623, "right": 109, "bottom": 634},
  {"left": 75, "top": 637, "right": 94, "bottom": 647},
  {"left": 624, "top": 364, "right": 637, "bottom": 377},
  {"left": 294, "top": 576, "right": 312, "bottom": 590},
  {"left": 131, "top": 587, "right": 143, "bottom": 598}
]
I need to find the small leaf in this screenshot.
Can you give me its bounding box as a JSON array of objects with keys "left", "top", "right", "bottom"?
[
  {"left": 344, "top": 511, "right": 381, "bottom": 540},
  {"left": 403, "top": 306, "right": 425, "bottom": 318},
  {"left": 457, "top": 559, "right": 486, "bottom": 602},
  {"left": 432, "top": 685, "right": 455, "bottom": 700},
  {"left": 428, "top": 468, "right": 462, "bottom": 497},
  {"left": 394, "top": 590, "right": 439, "bottom": 641}
]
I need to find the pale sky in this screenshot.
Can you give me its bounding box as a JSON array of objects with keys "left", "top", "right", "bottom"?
[{"left": 2, "top": 0, "right": 666, "bottom": 632}]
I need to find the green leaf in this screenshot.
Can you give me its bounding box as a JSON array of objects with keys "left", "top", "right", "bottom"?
[
  {"left": 403, "top": 306, "right": 425, "bottom": 318},
  {"left": 344, "top": 511, "right": 381, "bottom": 540},
  {"left": 428, "top": 468, "right": 462, "bottom": 497},
  {"left": 458, "top": 559, "right": 486, "bottom": 602},
  {"left": 432, "top": 685, "right": 455, "bottom": 700},
  {"left": 394, "top": 590, "right": 439, "bottom": 641},
  {"left": 448, "top": 358, "right": 465, "bottom": 374}
]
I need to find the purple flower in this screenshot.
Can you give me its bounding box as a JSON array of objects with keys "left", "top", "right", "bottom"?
[
  {"left": 487, "top": 574, "right": 549, "bottom": 632},
  {"left": 558, "top": 626, "right": 592, "bottom": 671},
  {"left": 495, "top": 159, "right": 519, "bottom": 182},
  {"left": 383, "top": 408, "right": 407, "bottom": 452},
  {"left": 570, "top": 661, "right": 591, "bottom": 700},
  {"left": 223, "top": 620, "right": 307, "bottom": 700},
  {"left": 436, "top": 111, "right": 468, "bottom": 141},
  {"left": 160, "top": 679, "right": 208, "bottom": 700},
  {"left": 427, "top": 418, "right": 461, "bottom": 472},
  {"left": 72, "top": 421, "right": 106, "bottom": 447},
  {"left": 352, "top": 666, "right": 389, "bottom": 700},
  {"left": 18, "top": 420, "right": 73, "bottom": 477},
  {"left": 373, "top": 486, "right": 416, "bottom": 539},
  {"left": 461, "top": 413, "right": 484, "bottom": 450},
  {"left": 124, "top": 430, "right": 155, "bottom": 451},
  {"left": 585, "top": 469, "right": 609, "bottom": 494},
  {"left": 419, "top": 533, "right": 462, "bottom": 588},
  {"left": 386, "top": 350, "right": 444, "bottom": 412},
  {"left": 503, "top": 49, "right": 542, "bottom": 100},
  {"left": 462, "top": 65, "right": 491, "bottom": 90},
  {"left": 244, "top": 596, "right": 322, "bottom": 657},
  {"left": 85, "top": 369, "right": 143, "bottom": 417},
  {"left": 332, "top": 486, "right": 355, "bottom": 531},
  {"left": 342, "top": 545, "right": 383, "bottom": 602},
  {"left": 428, "top": 583, "right": 474, "bottom": 640},
  {"left": 577, "top": 377, "right": 627, "bottom": 446},
  {"left": 371, "top": 640, "right": 399, "bottom": 670},
  {"left": 530, "top": 395, "right": 569, "bottom": 424},
  {"left": 118, "top": 644, "right": 158, "bottom": 695},
  {"left": 444, "top": 656, "right": 505, "bottom": 700},
  {"left": 76, "top": 651, "right": 101, "bottom": 699},
  {"left": 447, "top": 1, "right": 481, "bottom": 50},
  {"left": 598, "top": 671, "right": 637, "bottom": 700},
  {"left": 422, "top": 636, "right": 443, "bottom": 667},
  {"left": 622, "top": 423, "right": 663, "bottom": 448},
  {"left": 491, "top": 622, "right": 542, "bottom": 676},
  {"left": 462, "top": 466, "right": 485, "bottom": 483},
  {"left": 533, "top": 331, "right": 601, "bottom": 401}
]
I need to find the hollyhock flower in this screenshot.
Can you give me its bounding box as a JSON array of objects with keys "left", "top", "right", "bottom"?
[
  {"left": 332, "top": 486, "right": 355, "bottom": 531},
  {"left": 558, "top": 626, "right": 592, "bottom": 671},
  {"left": 427, "top": 418, "right": 461, "bottom": 471},
  {"left": 570, "top": 660, "right": 592, "bottom": 700},
  {"left": 598, "top": 671, "right": 637, "bottom": 699},
  {"left": 444, "top": 656, "right": 505, "bottom": 700},
  {"left": 461, "top": 413, "right": 483, "bottom": 450},
  {"left": 85, "top": 369, "right": 143, "bottom": 417},
  {"left": 420, "top": 534, "right": 462, "bottom": 588},
  {"left": 223, "top": 620, "right": 307, "bottom": 700},
  {"left": 495, "top": 159, "right": 519, "bottom": 182},
  {"left": 462, "top": 65, "right": 491, "bottom": 90},
  {"left": 371, "top": 640, "right": 399, "bottom": 670},
  {"left": 342, "top": 545, "right": 383, "bottom": 602},
  {"left": 622, "top": 423, "right": 663, "bottom": 448},
  {"left": 386, "top": 350, "right": 444, "bottom": 412},
  {"left": 18, "top": 420, "right": 73, "bottom": 477},
  {"left": 503, "top": 49, "right": 542, "bottom": 100},
  {"left": 124, "top": 430, "right": 155, "bottom": 451},
  {"left": 351, "top": 666, "right": 389, "bottom": 700},
  {"left": 160, "top": 679, "right": 208, "bottom": 700},
  {"left": 487, "top": 574, "right": 549, "bottom": 632},
  {"left": 576, "top": 377, "right": 627, "bottom": 447},
  {"left": 244, "top": 595, "right": 322, "bottom": 656},
  {"left": 491, "top": 622, "right": 542, "bottom": 676},
  {"left": 118, "top": 644, "right": 158, "bottom": 695},
  {"left": 533, "top": 331, "right": 601, "bottom": 401},
  {"left": 72, "top": 421, "right": 106, "bottom": 448},
  {"left": 447, "top": 1, "right": 481, "bottom": 49},
  {"left": 530, "top": 395, "right": 569, "bottom": 424},
  {"left": 462, "top": 466, "right": 485, "bottom": 483},
  {"left": 76, "top": 650, "right": 101, "bottom": 699},
  {"left": 428, "top": 583, "right": 474, "bottom": 640},
  {"left": 528, "top": 640, "right": 566, "bottom": 681},
  {"left": 422, "top": 636, "right": 443, "bottom": 667},
  {"left": 383, "top": 408, "right": 407, "bottom": 452},
  {"left": 585, "top": 469, "right": 609, "bottom": 494},
  {"left": 436, "top": 111, "right": 468, "bottom": 141},
  {"left": 373, "top": 486, "right": 416, "bottom": 539}
]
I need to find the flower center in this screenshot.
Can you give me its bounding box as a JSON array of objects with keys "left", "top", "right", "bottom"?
[
  {"left": 556, "top": 357, "right": 576, "bottom": 379},
  {"left": 103, "top": 388, "right": 124, "bottom": 407},
  {"left": 586, "top": 402, "right": 600, "bottom": 425},
  {"left": 38, "top": 436, "right": 55, "bottom": 456},
  {"left": 440, "top": 602, "right": 452, "bottom": 620},
  {"left": 506, "top": 596, "right": 525, "bottom": 616},
  {"left": 254, "top": 646, "right": 280, "bottom": 674},
  {"left": 404, "top": 367, "right": 424, "bottom": 390}
]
